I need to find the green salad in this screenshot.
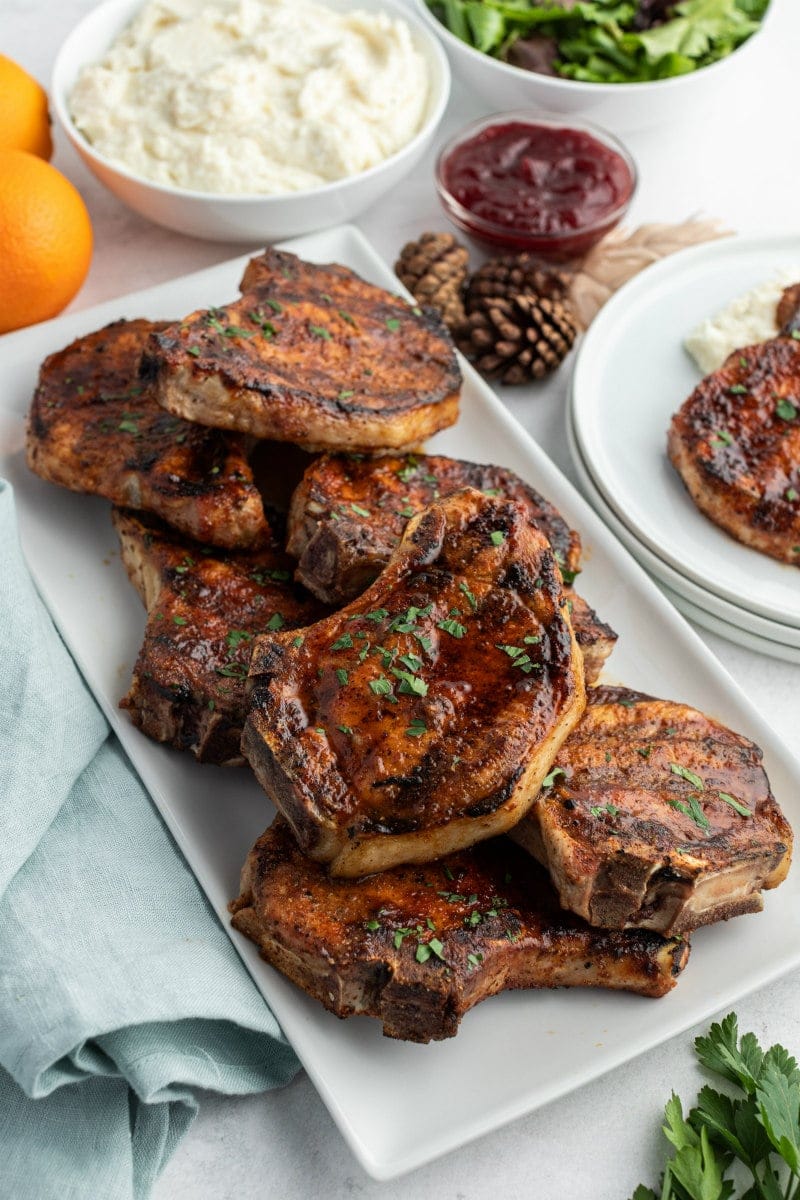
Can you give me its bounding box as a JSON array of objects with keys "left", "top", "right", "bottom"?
[{"left": 425, "top": 0, "right": 769, "bottom": 83}]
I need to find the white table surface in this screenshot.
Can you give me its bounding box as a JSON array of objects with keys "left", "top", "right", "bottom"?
[{"left": 5, "top": 2, "right": 800, "bottom": 1196}]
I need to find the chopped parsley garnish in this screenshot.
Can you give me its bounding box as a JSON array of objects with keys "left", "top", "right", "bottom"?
[
  {"left": 496, "top": 644, "right": 540, "bottom": 673},
  {"left": 667, "top": 795, "right": 710, "bottom": 831},
  {"left": 187, "top": 345, "right": 201, "bottom": 357},
  {"left": 397, "top": 457, "right": 419, "bottom": 484},
  {"left": 336, "top": 724, "right": 353, "bottom": 736},
  {"left": 406, "top": 717, "right": 427, "bottom": 738},
  {"left": 364, "top": 919, "right": 380, "bottom": 932},
  {"left": 292, "top": 635, "right": 304, "bottom": 648},
  {"left": 542, "top": 766, "right": 565, "bottom": 789},
  {"left": 711, "top": 429, "right": 734, "bottom": 447},
  {"left": 467, "top": 952, "right": 484, "bottom": 971},
  {"left": 350, "top": 503, "right": 370, "bottom": 517},
  {"left": 718, "top": 791, "right": 752, "bottom": 817},
  {"left": 669, "top": 761, "right": 704, "bottom": 790},
  {"left": 385, "top": 317, "right": 401, "bottom": 332},
  {"left": 266, "top": 612, "right": 285, "bottom": 631},
  {"left": 331, "top": 632, "right": 354, "bottom": 651},
  {"left": 335, "top": 668, "right": 348, "bottom": 686},
  {"left": 216, "top": 663, "right": 247, "bottom": 679},
  {"left": 263, "top": 298, "right": 282, "bottom": 313},
  {"left": 118, "top": 419, "right": 139, "bottom": 435},
  {"left": 309, "top": 324, "right": 331, "bottom": 340},
  {"left": 391, "top": 667, "right": 428, "bottom": 696},
  {"left": 172, "top": 615, "right": 188, "bottom": 626},
  {"left": 338, "top": 389, "right": 354, "bottom": 400},
  {"left": 590, "top": 803, "right": 619, "bottom": 819},
  {"left": 363, "top": 608, "right": 389, "bottom": 624},
  {"left": 636, "top": 746, "right": 652, "bottom": 758},
  {"left": 249, "top": 568, "right": 290, "bottom": 584},
  {"left": 776, "top": 398, "right": 798, "bottom": 421},
  {"left": 728, "top": 384, "right": 748, "bottom": 395},
  {"left": 397, "top": 505, "right": 415, "bottom": 518},
  {"left": 786, "top": 488, "right": 799, "bottom": 502},
  {"left": 459, "top": 581, "right": 478, "bottom": 611},
  {"left": 337, "top": 309, "right": 356, "bottom": 325},
  {"left": 369, "top": 676, "right": 393, "bottom": 696},
  {"left": 490, "top": 530, "right": 506, "bottom": 546},
  {"left": 226, "top": 630, "right": 253, "bottom": 649},
  {"left": 437, "top": 618, "right": 466, "bottom": 639}
]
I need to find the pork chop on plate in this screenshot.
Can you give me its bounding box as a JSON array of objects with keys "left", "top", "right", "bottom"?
[
  {"left": 243, "top": 487, "right": 587, "bottom": 877},
  {"left": 512, "top": 686, "right": 792, "bottom": 934},
  {"left": 230, "top": 818, "right": 691, "bottom": 1043},
  {"left": 27, "top": 319, "right": 270, "bottom": 550},
  {"left": 142, "top": 249, "right": 461, "bottom": 454},
  {"left": 114, "top": 509, "right": 327, "bottom": 765},
  {"left": 668, "top": 331, "right": 800, "bottom": 564},
  {"left": 286, "top": 451, "right": 617, "bottom": 683}
]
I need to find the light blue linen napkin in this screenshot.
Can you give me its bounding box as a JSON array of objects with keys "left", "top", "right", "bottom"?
[{"left": 0, "top": 479, "right": 299, "bottom": 1199}]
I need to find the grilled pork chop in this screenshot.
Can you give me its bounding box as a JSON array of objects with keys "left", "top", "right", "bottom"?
[
  {"left": 668, "top": 333, "right": 800, "bottom": 564},
  {"left": 142, "top": 249, "right": 461, "bottom": 453},
  {"left": 27, "top": 319, "right": 270, "bottom": 549},
  {"left": 243, "top": 488, "right": 587, "bottom": 876},
  {"left": 230, "top": 819, "right": 690, "bottom": 1042},
  {"left": 287, "top": 451, "right": 581, "bottom": 600},
  {"left": 286, "top": 451, "right": 616, "bottom": 683},
  {"left": 114, "top": 509, "right": 326, "bottom": 765},
  {"left": 512, "top": 686, "right": 792, "bottom": 934}
]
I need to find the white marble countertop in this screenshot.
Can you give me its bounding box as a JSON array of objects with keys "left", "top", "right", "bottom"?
[{"left": 5, "top": 1, "right": 800, "bottom": 1195}]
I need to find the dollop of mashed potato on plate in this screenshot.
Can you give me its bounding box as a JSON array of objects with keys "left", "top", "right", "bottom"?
[
  {"left": 685, "top": 268, "right": 800, "bottom": 375},
  {"left": 70, "top": 0, "right": 430, "bottom": 195}
]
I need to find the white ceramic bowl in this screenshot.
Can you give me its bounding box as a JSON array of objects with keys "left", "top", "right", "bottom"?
[
  {"left": 52, "top": 0, "right": 450, "bottom": 243},
  {"left": 412, "top": 0, "right": 769, "bottom": 134}
]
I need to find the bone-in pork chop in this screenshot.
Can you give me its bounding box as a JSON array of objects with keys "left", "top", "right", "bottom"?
[
  {"left": 286, "top": 451, "right": 616, "bottom": 683},
  {"left": 242, "top": 487, "right": 587, "bottom": 876},
  {"left": 27, "top": 319, "right": 270, "bottom": 549},
  {"left": 668, "top": 333, "right": 800, "bottom": 564},
  {"left": 230, "top": 819, "right": 691, "bottom": 1042},
  {"left": 512, "top": 686, "right": 792, "bottom": 934},
  {"left": 142, "top": 249, "right": 461, "bottom": 453},
  {"left": 114, "top": 509, "right": 327, "bottom": 765}
]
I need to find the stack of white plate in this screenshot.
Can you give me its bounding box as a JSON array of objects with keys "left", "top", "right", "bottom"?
[{"left": 567, "top": 232, "right": 800, "bottom": 664}]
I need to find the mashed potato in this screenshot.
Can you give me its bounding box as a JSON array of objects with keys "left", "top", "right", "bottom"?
[
  {"left": 685, "top": 269, "right": 800, "bottom": 375},
  {"left": 70, "top": 0, "right": 429, "bottom": 195}
]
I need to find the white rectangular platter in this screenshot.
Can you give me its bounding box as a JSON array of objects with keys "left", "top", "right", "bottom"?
[{"left": 2, "top": 224, "right": 799, "bottom": 1180}]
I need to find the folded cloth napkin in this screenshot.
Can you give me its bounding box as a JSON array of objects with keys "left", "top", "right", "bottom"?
[{"left": 0, "top": 480, "right": 299, "bottom": 1200}]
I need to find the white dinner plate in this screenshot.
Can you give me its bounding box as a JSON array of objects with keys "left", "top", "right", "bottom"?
[
  {"left": 3, "top": 225, "right": 800, "bottom": 1180},
  {"left": 570, "top": 232, "right": 800, "bottom": 628},
  {"left": 566, "top": 401, "right": 800, "bottom": 657},
  {"left": 656, "top": 579, "right": 800, "bottom": 665}
]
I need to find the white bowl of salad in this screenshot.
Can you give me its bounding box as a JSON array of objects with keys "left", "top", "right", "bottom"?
[{"left": 414, "top": 0, "right": 770, "bottom": 133}]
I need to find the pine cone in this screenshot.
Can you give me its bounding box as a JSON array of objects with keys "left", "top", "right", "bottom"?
[
  {"left": 454, "top": 293, "right": 578, "bottom": 385},
  {"left": 464, "top": 255, "right": 571, "bottom": 313},
  {"left": 395, "top": 232, "right": 469, "bottom": 328}
]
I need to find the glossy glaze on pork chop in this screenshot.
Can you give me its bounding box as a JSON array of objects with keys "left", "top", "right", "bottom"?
[
  {"left": 142, "top": 249, "right": 461, "bottom": 453},
  {"left": 230, "top": 819, "right": 690, "bottom": 1042},
  {"left": 668, "top": 334, "right": 800, "bottom": 564},
  {"left": 286, "top": 451, "right": 616, "bottom": 683},
  {"left": 26, "top": 319, "right": 270, "bottom": 549},
  {"left": 243, "top": 487, "right": 586, "bottom": 876},
  {"left": 287, "top": 451, "right": 581, "bottom": 602},
  {"left": 512, "top": 686, "right": 792, "bottom": 934},
  {"left": 114, "top": 509, "right": 327, "bottom": 765}
]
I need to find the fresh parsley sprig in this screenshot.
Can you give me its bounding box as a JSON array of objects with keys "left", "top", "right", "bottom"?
[{"left": 631, "top": 1013, "right": 800, "bottom": 1200}]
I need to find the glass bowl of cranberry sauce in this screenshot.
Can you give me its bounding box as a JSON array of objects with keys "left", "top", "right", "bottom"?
[{"left": 435, "top": 111, "right": 637, "bottom": 261}]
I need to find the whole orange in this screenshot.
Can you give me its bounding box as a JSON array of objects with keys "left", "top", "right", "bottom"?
[
  {"left": 0, "top": 54, "right": 53, "bottom": 160},
  {"left": 0, "top": 150, "right": 93, "bottom": 334}
]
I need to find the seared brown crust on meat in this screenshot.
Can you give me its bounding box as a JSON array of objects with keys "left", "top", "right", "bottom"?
[
  {"left": 567, "top": 593, "right": 617, "bottom": 686},
  {"left": 26, "top": 320, "right": 270, "bottom": 549},
  {"left": 287, "top": 451, "right": 581, "bottom": 602},
  {"left": 286, "top": 452, "right": 615, "bottom": 682},
  {"left": 668, "top": 336, "right": 800, "bottom": 564},
  {"left": 114, "top": 509, "right": 327, "bottom": 765},
  {"left": 242, "top": 488, "right": 587, "bottom": 876},
  {"left": 230, "top": 819, "right": 691, "bottom": 1042},
  {"left": 142, "top": 249, "right": 461, "bottom": 453},
  {"left": 512, "top": 685, "right": 793, "bottom": 934}
]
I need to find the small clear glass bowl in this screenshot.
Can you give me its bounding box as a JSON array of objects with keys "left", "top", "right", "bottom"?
[{"left": 435, "top": 110, "right": 638, "bottom": 262}]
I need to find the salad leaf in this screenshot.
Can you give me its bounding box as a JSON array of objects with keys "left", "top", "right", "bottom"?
[{"left": 426, "top": 0, "right": 768, "bottom": 83}]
